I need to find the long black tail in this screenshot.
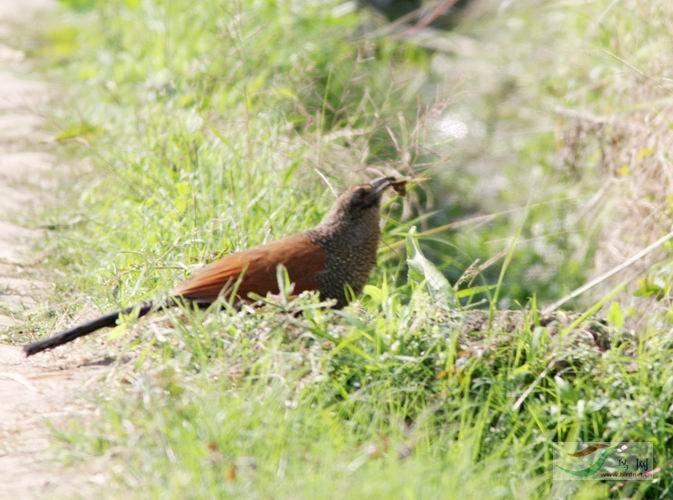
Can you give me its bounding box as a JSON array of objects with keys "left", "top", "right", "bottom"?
[{"left": 24, "top": 301, "right": 157, "bottom": 357}]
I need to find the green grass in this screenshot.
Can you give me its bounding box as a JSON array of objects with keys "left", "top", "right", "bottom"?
[{"left": 26, "top": 0, "right": 673, "bottom": 497}]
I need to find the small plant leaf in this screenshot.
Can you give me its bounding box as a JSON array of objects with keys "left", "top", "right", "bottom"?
[
  {"left": 456, "top": 284, "right": 497, "bottom": 299},
  {"left": 406, "top": 226, "right": 455, "bottom": 304},
  {"left": 606, "top": 301, "right": 624, "bottom": 328}
]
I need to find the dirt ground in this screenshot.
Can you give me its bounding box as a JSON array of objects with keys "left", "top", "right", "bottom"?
[{"left": 0, "top": 1, "right": 111, "bottom": 497}]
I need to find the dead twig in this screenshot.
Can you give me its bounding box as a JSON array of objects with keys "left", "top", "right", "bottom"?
[{"left": 543, "top": 229, "right": 673, "bottom": 315}]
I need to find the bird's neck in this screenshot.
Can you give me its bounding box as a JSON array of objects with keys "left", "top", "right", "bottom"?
[
  {"left": 306, "top": 209, "right": 382, "bottom": 306},
  {"left": 311, "top": 209, "right": 381, "bottom": 249}
]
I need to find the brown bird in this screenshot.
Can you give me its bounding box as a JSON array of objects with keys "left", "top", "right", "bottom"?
[{"left": 24, "top": 176, "right": 406, "bottom": 356}]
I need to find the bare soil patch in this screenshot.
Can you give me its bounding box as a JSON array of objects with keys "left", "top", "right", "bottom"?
[{"left": 0, "top": 1, "right": 112, "bottom": 496}]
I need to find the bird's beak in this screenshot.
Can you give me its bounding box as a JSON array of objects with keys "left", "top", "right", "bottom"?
[{"left": 369, "top": 176, "right": 398, "bottom": 196}]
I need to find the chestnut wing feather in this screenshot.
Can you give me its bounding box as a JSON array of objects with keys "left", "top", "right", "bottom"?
[{"left": 174, "top": 233, "right": 326, "bottom": 303}]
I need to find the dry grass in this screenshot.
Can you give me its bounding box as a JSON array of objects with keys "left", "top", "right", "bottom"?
[{"left": 553, "top": 0, "right": 673, "bottom": 313}]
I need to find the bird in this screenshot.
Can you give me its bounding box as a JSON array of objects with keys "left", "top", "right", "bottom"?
[{"left": 24, "top": 176, "right": 407, "bottom": 357}]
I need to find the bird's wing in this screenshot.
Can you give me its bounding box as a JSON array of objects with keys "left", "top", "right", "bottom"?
[{"left": 173, "top": 233, "right": 327, "bottom": 303}]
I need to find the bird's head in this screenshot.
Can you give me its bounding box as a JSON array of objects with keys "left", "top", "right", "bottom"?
[{"left": 320, "top": 176, "right": 405, "bottom": 227}]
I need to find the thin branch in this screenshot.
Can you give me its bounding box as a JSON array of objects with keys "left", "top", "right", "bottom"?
[
  {"left": 512, "top": 358, "right": 555, "bottom": 412},
  {"left": 543, "top": 229, "right": 673, "bottom": 314}
]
